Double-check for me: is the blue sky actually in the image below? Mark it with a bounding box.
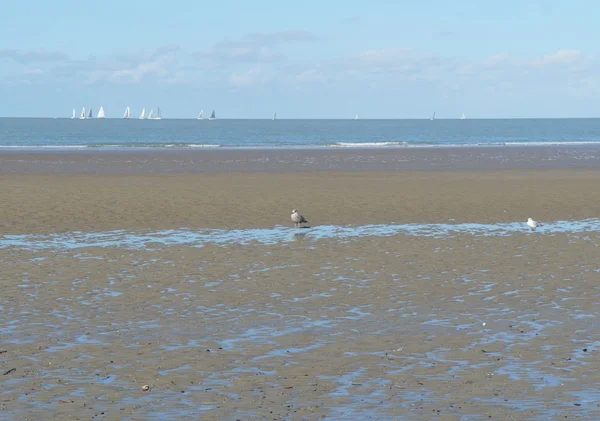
[1,0,598,118]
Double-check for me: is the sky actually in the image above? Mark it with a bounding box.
[1,0,599,118]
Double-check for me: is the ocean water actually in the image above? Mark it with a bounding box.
[1,117,600,150]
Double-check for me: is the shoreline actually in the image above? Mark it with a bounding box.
[2,145,600,173]
[1,142,600,150]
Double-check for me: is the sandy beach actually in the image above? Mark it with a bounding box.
[3,166,600,235]
[2,149,600,420]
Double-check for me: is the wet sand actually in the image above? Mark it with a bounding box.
[3,234,599,420]
[2,150,600,420]
[3,169,600,235]
[2,145,600,173]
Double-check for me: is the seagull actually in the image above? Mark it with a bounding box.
[527,217,539,231]
[291,209,308,228]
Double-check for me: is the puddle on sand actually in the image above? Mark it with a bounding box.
[1,218,600,251]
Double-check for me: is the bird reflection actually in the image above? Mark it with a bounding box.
[291,232,307,241]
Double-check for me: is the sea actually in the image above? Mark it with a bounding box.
[1,117,600,150]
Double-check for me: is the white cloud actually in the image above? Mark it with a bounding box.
[195,45,283,64]
[109,46,179,83]
[328,48,458,82]
[230,64,266,86]
[245,30,318,44]
[486,52,509,66]
[0,49,68,63]
[281,47,600,101]
[527,49,583,67]
[294,67,328,83]
[23,67,44,75]
[49,45,182,85]
[194,30,317,67]
[3,36,599,104]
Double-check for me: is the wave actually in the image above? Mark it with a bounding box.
[164,144,221,148]
[0,143,223,150]
[2,140,600,150]
[0,145,89,149]
[330,141,408,148]
[503,141,600,146]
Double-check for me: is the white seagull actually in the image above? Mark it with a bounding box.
[291,209,308,228]
[527,217,540,231]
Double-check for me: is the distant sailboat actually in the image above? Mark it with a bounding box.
[88,109,93,119]
[97,106,105,119]
[209,109,215,120]
[123,106,130,119]
[430,112,436,121]
[139,108,146,119]
[273,112,276,121]
[71,108,76,119]
[460,112,466,120]
[197,109,204,120]
[148,107,162,120]
[79,107,86,120]
[354,113,359,120]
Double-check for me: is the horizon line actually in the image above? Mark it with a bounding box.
[2,117,600,120]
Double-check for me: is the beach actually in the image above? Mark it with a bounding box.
[2,148,600,420]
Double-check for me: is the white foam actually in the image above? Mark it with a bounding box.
[187,144,221,148]
[331,142,408,148]
[0,145,89,149]
[503,141,600,147]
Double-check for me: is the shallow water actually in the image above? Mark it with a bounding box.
[1,224,600,420]
[1,218,600,251]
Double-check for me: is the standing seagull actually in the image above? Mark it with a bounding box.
[291,209,308,228]
[527,218,540,231]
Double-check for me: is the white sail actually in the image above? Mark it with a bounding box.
[431,112,436,121]
[79,107,86,119]
[123,106,130,119]
[147,107,161,120]
[198,109,203,120]
[97,106,105,119]
[273,112,276,120]
[354,113,358,120]
[71,108,76,119]
[460,112,466,120]
[139,108,146,119]
[209,109,215,120]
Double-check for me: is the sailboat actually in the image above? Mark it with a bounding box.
[273,112,276,121]
[460,112,466,120]
[97,106,105,119]
[79,107,86,120]
[430,112,436,121]
[209,109,215,120]
[71,108,76,119]
[354,113,359,120]
[139,108,146,119]
[148,107,162,120]
[123,106,130,119]
[88,109,93,119]
[197,109,204,120]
